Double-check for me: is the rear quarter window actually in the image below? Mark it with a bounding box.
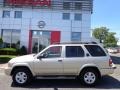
[85,45,106,57]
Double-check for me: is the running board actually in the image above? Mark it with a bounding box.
[36,76,76,79]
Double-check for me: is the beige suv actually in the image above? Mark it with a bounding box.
[5,42,116,86]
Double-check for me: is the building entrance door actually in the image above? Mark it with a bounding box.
[30,30,60,53]
[32,36,50,53]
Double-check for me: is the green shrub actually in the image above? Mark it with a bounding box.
[0,55,16,63]
[0,38,3,43]
[0,48,17,55]
[19,46,27,55]
[0,38,3,48]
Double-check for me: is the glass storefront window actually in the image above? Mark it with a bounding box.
[12,30,21,43]
[32,31,51,39]
[33,31,38,36]
[2,30,11,43]
[42,31,51,39]
[32,31,51,53]
[2,29,21,48]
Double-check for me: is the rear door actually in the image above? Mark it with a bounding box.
[63,45,85,75]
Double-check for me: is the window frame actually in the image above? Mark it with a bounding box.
[62,13,70,20]
[14,11,22,18]
[63,2,71,10]
[2,10,10,18]
[75,2,82,10]
[74,13,82,21]
[71,32,81,41]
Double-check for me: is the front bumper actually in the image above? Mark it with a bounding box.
[4,67,12,76]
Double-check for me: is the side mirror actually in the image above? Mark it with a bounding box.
[37,54,45,59]
[37,53,48,59]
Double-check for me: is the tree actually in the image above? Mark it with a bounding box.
[104,32,118,47]
[93,27,118,47]
[0,38,3,48]
[92,27,109,43]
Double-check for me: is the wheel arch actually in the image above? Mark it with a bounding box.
[79,65,101,78]
[11,64,34,76]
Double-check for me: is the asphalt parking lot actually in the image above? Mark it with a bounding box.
[0,54,120,90]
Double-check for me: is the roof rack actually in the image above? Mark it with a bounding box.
[52,41,97,45]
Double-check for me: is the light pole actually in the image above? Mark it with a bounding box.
[100,32,104,43]
[10,30,12,48]
[71,20,72,32]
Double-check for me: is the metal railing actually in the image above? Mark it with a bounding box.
[0,0,93,13]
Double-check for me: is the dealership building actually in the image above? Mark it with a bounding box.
[0,0,93,53]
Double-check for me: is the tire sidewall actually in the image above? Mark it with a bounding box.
[12,68,32,86]
[80,68,99,86]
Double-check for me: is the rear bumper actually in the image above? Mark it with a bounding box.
[100,64,116,76]
[112,64,117,69]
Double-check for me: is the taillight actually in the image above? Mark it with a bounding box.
[109,59,113,67]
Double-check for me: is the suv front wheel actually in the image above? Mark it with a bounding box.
[12,68,32,86]
[80,68,99,86]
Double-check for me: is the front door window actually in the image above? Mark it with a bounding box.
[41,46,62,58]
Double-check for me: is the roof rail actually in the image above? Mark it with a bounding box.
[52,41,97,45]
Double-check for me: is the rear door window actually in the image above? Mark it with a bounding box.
[66,46,84,57]
[85,45,106,57]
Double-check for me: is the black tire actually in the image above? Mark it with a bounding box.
[12,68,33,86]
[79,68,99,86]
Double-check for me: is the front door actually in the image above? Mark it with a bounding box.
[34,46,63,75]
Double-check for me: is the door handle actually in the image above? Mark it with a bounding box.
[58,60,62,62]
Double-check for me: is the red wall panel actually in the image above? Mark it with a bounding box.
[51,31,61,44]
[6,0,51,6]
[28,30,32,53]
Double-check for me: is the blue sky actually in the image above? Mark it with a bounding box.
[91,0,120,38]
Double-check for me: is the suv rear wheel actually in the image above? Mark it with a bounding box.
[12,68,32,86]
[80,68,99,86]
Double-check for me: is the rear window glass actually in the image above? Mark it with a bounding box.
[85,45,106,57]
